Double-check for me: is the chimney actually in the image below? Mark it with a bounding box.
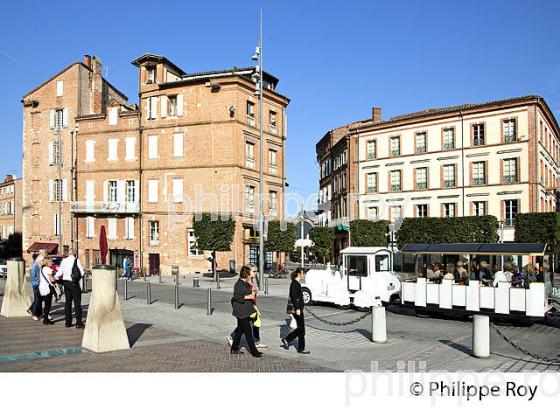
[372,107,382,123]
[83,54,92,68]
[90,56,103,114]
[5,175,13,182]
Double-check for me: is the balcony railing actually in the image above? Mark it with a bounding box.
[391,150,400,157]
[367,186,377,193]
[390,184,401,192]
[504,134,517,143]
[328,217,349,228]
[504,218,515,227]
[472,177,486,185]
[504,174,518,183]
[367,153,376,160]
[71,201,140,214]
[416,146,426,154]
[416,182,427,190]
[443,180,456,188]
[444,142,454,150]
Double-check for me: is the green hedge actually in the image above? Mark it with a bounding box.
[349,219,390,247]
[514,212,560,252]
[396,215,498,248]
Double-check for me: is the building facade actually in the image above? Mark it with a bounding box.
[22,53,289,274]
[0,175,22,241]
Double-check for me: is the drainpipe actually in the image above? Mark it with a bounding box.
[137,69,144,275]
[460,110,465,216]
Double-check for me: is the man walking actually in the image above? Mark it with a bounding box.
[27,250,46,321]
[55,250,85,328]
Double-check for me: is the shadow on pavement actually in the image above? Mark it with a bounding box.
[127,323,153,347]
[439,339,472,355]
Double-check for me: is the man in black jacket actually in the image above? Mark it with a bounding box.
[282,267,310,354]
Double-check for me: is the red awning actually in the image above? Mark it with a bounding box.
[26,242,58,254]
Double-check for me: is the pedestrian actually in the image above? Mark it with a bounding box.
[227,265,268,349]
[27,249,47,321]
[55,250,85,329]
[122,256,132,280]
[39,257,56,325]
[281,267,310,354]
[230,266,263,357]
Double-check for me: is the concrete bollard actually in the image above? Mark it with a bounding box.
[472,314,490,358]
[193,276,200,288]
[146,281,152,304]
[123,279,128,301]
[174,284,179,309]
[0,258,31,317]
[371,304,387,343]
[207,288,213,315]
[81,265,130,353]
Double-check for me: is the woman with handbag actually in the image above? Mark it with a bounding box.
[230,266,263,357]
[282,267,310,354]
[39,257,56,325]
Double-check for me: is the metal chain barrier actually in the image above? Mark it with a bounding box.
[491,323,560,364]
[304,306,371,327]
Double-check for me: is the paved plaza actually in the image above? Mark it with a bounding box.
[0,277,559,372]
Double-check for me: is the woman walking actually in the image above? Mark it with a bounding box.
[230,266,263,358]
[39,257,56,325]
[281,267,310,354]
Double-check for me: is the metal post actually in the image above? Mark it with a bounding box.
[217,270,221,290]
[174,284,179,309]
[124,278,128,301]
[174,273,179,286]
[158,269,162,283]
[146,281,151,305]
[206,288,212,315]
[264,274,269,295]
[300,205,305,269]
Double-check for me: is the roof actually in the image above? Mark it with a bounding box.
[27,242,58,254]
[351,95,558,132]
[340,246,391,255]
[400,243,551,256]
[131,53,186,76]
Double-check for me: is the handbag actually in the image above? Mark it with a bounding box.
[286,297,296,315]
[40,269,56,296]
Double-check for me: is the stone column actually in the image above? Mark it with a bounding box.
[0,258,31,318]
[82,265,130,353]
[472,314,490,358]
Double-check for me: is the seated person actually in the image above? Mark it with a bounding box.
[511,266,524,288]
[428,262,443,283]
[492,262,513,287]
[453,260,469,285]
[478,261,492,286]
[524,263,538,286]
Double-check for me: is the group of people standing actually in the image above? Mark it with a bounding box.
[229,265,309,357]
[27,248,85,328]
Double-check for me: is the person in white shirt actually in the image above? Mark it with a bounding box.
[39,257,56,325]
[493,262,513,287]
[55,252,85,328]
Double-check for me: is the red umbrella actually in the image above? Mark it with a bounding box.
[99,225,108,265]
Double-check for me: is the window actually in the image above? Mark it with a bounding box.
[390,136,400,157]
[147,66,156,84]
[390,205,402,222]
[390,170,401,192]
[147,97,157,119]
[270,191,278,210]
[188,229,203,256]
[443,164,456,187]
[126,180,136,203]
[473,124,485,146]
[269,111,277,132]
[473,201,486,216]
[108,181,118,202]
[108,139,118,161]
[375,255,390,272]
[416,167,428,190]
[125,137,136,161]
[503,158,518,183]
[245,142,255,168]
[366,173,377,193]
[168,95,178,117]
[367,206,378,221]
[107,218,117,239]
[443,203,456,218]
[148,179,158,203]
[49,141,61,165]
[415,132,427,153]
[416,204,428,218]
[347,255,368,277]
[173,133,183,157]
[149,221,159,245]
[86,217,95,238]
[245,185,255,212]
[269,149,277,175]
[504,199,518,226]
[172,178,184,203]
[56,80,63,97]
[50,108,67,129]
[366,140,376,160]
[125,217,134,240]
[443,128,455,150]
[54,213,61,236]
[85,140,95,162]
[246,101,255,126]
[503,119,516,142]
[108,107,118,125]
[51,179,66,202]
[148,135,158,159]
[472,162,486,185]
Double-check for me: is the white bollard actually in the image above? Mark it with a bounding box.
[82,265,130,353]
[472,314,490,358]
[371,303,387,343]
[0,258,31,317]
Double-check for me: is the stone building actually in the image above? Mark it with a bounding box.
[0,175,22,241]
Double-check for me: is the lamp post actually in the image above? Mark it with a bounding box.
[499,220,505,270]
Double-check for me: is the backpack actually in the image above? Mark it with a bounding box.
[71,258,81,285]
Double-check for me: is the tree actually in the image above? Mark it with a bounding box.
[192,213,236,279]
[0,233,22,260]
[265,221,296,263]
[515,212,560,252]
[350,219,390,247]
[308,226,335,264]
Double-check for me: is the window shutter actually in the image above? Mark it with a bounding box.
[161,95,168,118]
[174,133,183,157]
[49,179,54,202]
[62,108,69,128]
[62,179,68,202]
[49,110,55,129]
[48,142,54,165]
[134,180,140,202]
[152,97,158,119]
[146,98,152,119]
[86,180,94,205]
[177,94,183,116]
[103,181,108,202]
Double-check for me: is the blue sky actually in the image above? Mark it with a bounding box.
[1,0,559,214]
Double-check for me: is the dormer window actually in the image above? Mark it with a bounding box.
[147,66,157,84]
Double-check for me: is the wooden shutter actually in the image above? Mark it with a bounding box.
[62,108,69,128]
[48,142,54,165]
[49,110,55,129]
[160,95,168,118]
[103,181,108,202]
[134,180,140,203]
[49,179,54,202]
[62,179,68,202]
[177,93,183,116]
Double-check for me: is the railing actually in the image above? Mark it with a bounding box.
[504,134,517,143]
[391,150,400,157]
[367,186,377,193]
[444,180,456,188]
[472,177,486,185]
[504,218,515,227]
[390,184,401,192]
[328,217,349,228]
[503,174,518,183]
[416,182,427,190]
[444,142,454,150]
[71,201,140,214]
[367,153,376,160]
[416,146,426,154]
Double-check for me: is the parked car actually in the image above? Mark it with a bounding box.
[0,259,7,279]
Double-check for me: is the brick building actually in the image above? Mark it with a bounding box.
[0,175,22,241]
[22,53,289,274]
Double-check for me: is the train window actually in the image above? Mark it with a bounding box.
[375,254,390,271]
[347,255,367,277]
